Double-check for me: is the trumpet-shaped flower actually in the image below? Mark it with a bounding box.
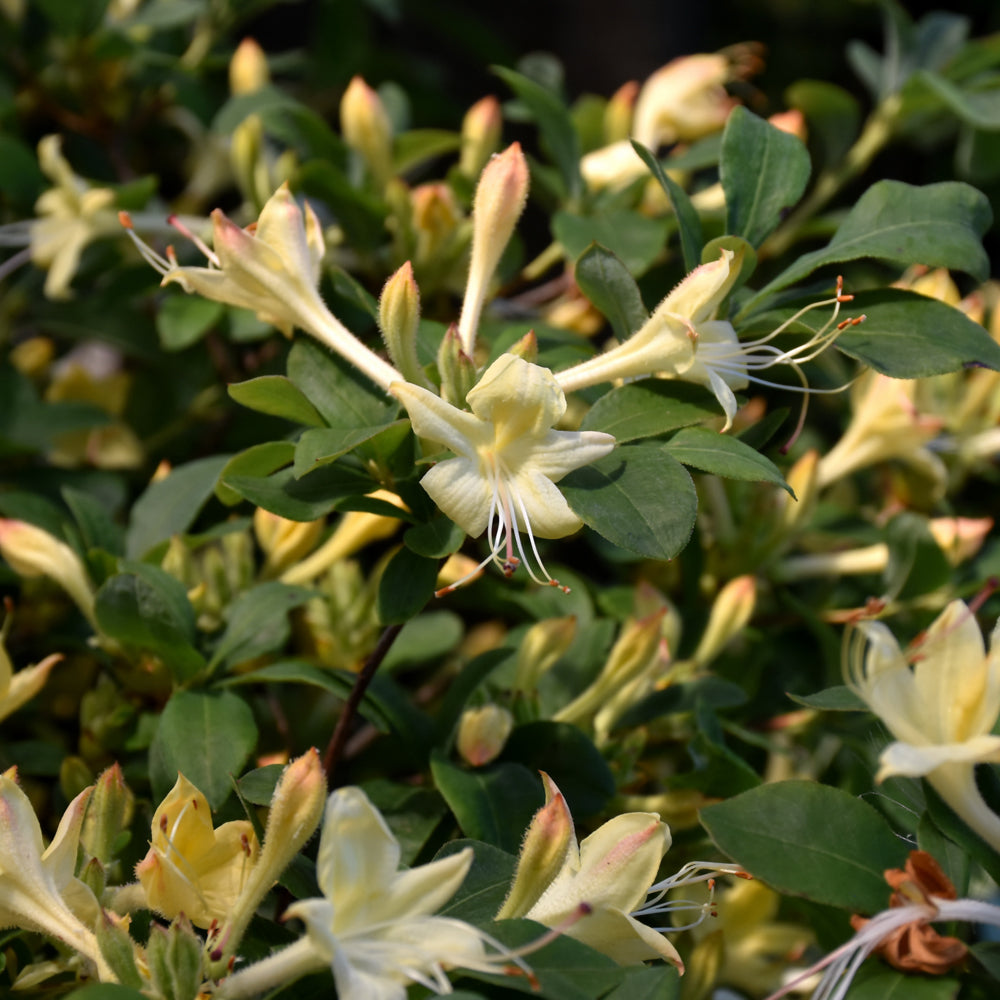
[216,786,516,1000]
[555,249,858,431]
[136,773,260,929]
[122,184,402,392]
[0,774,106,974]
[498,773,683,968]
[391,354,616,591]
[846,600,1000,850]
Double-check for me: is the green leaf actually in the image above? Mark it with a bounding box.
[208,582,316,672]
[785,79,861,171]
[381,611,465,672]
[223,462,375,521]
[573,244,647,341]
[845,965,959,1000]
[786,685,867,711]
[700,780,908,913]
[501,722,615,816]
[228,376,325,427]
[64,986,149,1000]
[393,128,461,173]
[602,966,680,1000]
[155,296,224,351]
[215,442,295,507]
[431,752,542,853]
[286,338,396,428]
[561,443,697,560]
[631,140,703,272]
[126,455,231,559]
[149,690,258,809]
[293,421,407,476]
[745,180,992,313]
[665,426,792,494]
[721,106,812,247]
[62,486,124,556]
[836,288,1000,376]
[95,565,205,682]
[553,210,670,277]
[580,381,721,442]
[404,516,465,559]
[437,839,517,923]
[494,66,582,199]
[376,546,439,624]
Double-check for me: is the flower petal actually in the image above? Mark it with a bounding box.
[877,736,1000,781]
[658,248,739,324]
[506,469,583,539]
[390,383,486,460]
[569,906,684,967]
[419,458,494,537]
[522,429,616,482]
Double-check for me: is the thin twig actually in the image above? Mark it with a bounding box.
[323,623,403,779]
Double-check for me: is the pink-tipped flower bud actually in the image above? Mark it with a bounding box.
[340,76,394,189]
[459,96,503,179]
[229,38,270,96]
[457,704,514,767]
[379,262,431,389]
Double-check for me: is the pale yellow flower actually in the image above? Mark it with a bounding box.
[846,601,1000,850]
[390,354,616,591]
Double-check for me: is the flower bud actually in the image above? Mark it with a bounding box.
[437,324,478,406]
[81,762,134,866]
[497,772,574,919]
[513,615,577,696]
[0,519,96,628]
[457,704,514,766]
[459,96,503,179]
[457,143,530,354]
[692,575,756,668]
[929,516,993,566]
[778,448,819,535]
[253,508,325,577]
[341,76,394,189]
[146,916,204,1000]
[506,329,538,364]
[603,80,639,143]
[10,337,55,377]
[96,909,143,989]
[379,262,432,389]
[229,38,269,96]
[768,108,807,141]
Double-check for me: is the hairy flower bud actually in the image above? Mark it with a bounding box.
[459,96,502,179]
[379,262,432,388]
[340,76,394,190]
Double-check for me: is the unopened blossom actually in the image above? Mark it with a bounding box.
[391,354,616,592]
[846,600,1000,850]
[136,774,260,929]
[556,249,858,431]
[498,773,682,967]
[122,184,402,392]
[216,786,517,1000]
[766,851,991,1000]
[340,76,394,189]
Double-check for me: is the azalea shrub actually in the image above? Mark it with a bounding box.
[3,1,1000,999]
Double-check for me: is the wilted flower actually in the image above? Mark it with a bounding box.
[846,600,1000,850]
[391,354,616,592]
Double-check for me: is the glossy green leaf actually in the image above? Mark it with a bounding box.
[632,140,702,272]
[786,685,867,711]
[404,516,465,559]
[293,421,407,476]
[573,244,646,340]
[222,462,375,521]
[846,966,960,1000]
[287,338,396,429]
[721,106,812,247]
[155,295,223,351]
[228,376,325,427]
[126,454,231,559]
[63,486,124,556]
[580,380,721,442]
[431,753,542,853]
[836,288,1000,376]
[149,690,258,808]
[664,426,792,495]
[494,66,582,199]
[95,565,204,682]
[381,611,464,672]
[553,210,669,277]
[561,442,697,560]
[208,582,316,672]
[437,838,517,923]
[501,722,615,817]
[745,180,992,313]
[215,442,295,506]
[602,966,680,1000]
[376,545,439,624]
[700,780,908,913]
